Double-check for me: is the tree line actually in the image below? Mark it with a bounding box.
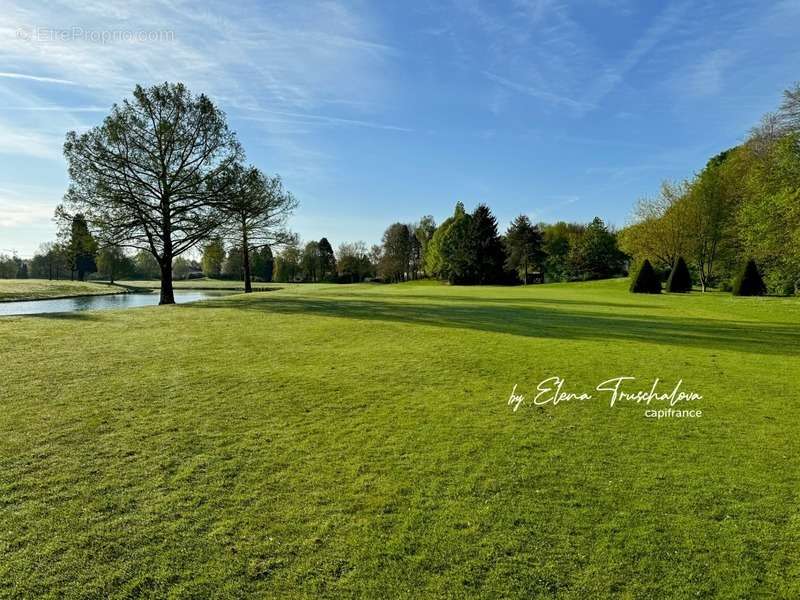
[266,204,627,285]
[619,83,800,295]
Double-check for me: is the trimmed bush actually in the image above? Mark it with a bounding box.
[666,256,692,292]
[732,259,766,296]
[630,259,661,294]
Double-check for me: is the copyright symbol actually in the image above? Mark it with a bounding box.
[16,27,31,41]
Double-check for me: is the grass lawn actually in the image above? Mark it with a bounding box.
[0,279,127,302]
[1,279,799,598]
[116,278,284,291]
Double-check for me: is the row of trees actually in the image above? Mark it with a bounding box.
[267,204,627,286]
[619,83,800,295]
[200,239,275,282]
[371,204,625,285]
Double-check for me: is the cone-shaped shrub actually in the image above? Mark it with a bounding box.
[732,259,766,296]
[630,259,661,294]
[666,256,692,292]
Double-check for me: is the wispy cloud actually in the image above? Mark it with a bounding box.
[0,122,63,159]
[0,72,76,85]
[586,1,690,107]
[0,187,57,227]
[681,49,738,97]
[483,71,592,111]
[243,110,413,133]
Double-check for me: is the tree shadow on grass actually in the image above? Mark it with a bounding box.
[193,294,800,357]
[340,291,667,311]
[23,311,100,321]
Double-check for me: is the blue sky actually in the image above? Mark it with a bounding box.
[0,0,798,257]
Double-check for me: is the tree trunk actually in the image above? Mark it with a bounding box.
[242,229,252,293]
[159,259,175,305]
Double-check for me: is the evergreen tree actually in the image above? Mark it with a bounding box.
[732,259,767,296]
[67,214,98,281]
[251,246,274,282]
[630,259,662,293]
[666,256,692,292]
[504,215,544,284]
[471,204,507,284]
[318,237,336,280]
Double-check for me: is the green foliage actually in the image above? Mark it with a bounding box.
[630,259,661,293]
[469,205,506,284]
[666,256,693,292]
[414,216,436,276]
[424,206,460,278]
[440,208,476,284]
[201,239,226,277]
[622,84,800,295]
[275,239,301,283]
[570,217,625,280]
[735,134,800,294]
[222,246,244,279]
[132,250,160,279]
[96,246,135,283]
[251,246,274,282]
[336,242,373,283]
[67,214,98,281]
[541,221,581,281]
[732,259,767,296]
[0,255,18,279]
[172,257,198,280]
[380,223,412,282]
[301,241,322,282]
[505,215,544,283]
[317,237,336,280]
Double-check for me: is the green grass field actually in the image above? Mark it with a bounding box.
[0,279,127,301]
[1,279,799,598]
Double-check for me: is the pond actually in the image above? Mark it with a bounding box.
[0,290,238,317]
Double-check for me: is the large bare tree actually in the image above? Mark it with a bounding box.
[222,164,298,292]
[62,82,242,304]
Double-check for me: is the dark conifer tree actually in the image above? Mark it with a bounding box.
[630,259,661,293]
[471,204,507,284]
[732,259,766,296]
[318,237,336,280]
[504,215,544,284]
[666,256,692,292]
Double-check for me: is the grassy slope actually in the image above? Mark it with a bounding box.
[1,279,799,598]
[0,279,126,301]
